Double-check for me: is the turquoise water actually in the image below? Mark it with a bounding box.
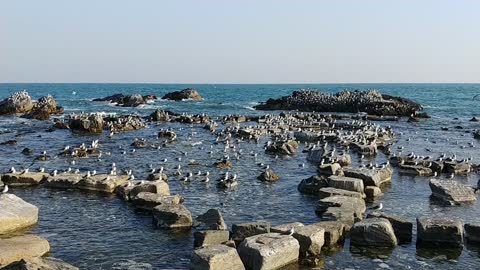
[1,84,480,269]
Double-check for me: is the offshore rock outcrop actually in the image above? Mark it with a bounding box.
[93,93,157,107]
[0,91,63,120]
[162,88,202,101]
[255,89,424,116]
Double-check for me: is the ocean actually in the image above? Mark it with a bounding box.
[1,83,480,269]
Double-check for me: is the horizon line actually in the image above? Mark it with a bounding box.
[1,82,480,85]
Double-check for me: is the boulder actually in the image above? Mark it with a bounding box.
[0,194,39,234]
[318,163,342,176]
[152,204,192,228]
[0,235,50,267]
[297,176,328,195]
[399,165,433,176]
[132,192,183,210]
[327,175,365,194]
[150,110,178,122]
[162,88,202,101]
[237,233,300,270]
[2,257,79,270]
[306,148,324,163]
[292,225,325,256]
[196,209,228,230]
[465,222,480,242]
[105,115,147,132]
[343,167,393,187]
[417,217,464,246]
[265,140,298,155]
[316,195,366,226]
[350,218,397,247]
[191,245,245,270]
[257,169,280,182]
[429,179,476,205]
[318,187,364,199]
[193,230,230,248]
[367,212,412,243]
[444,162,472,174]
[128,180,170,199]
[0,90,33,115]
[146,172,168,182]
[69,113,104,133]
[76,174,129,193]
[214,159,232,169]
[23,95,63,120]
[271,222,304,234]
[93,93,156,107]
[1,172,49,186]
[310,221,347,246]
[232,222,271,243]
[364,186,383,199]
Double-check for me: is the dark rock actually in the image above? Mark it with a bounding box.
[152,204,193,228]
[0,140,17,146]
[231,222,271,243]
[367,212,412,243]
[297,175,329,195]
[193,230,230,248]
[69,114,104,133]
[417,217,464,246]
[465,222,480,242]
[93,93,157,107]
[429,179,476,205]
[350,218,397,247]
[162,88,202,101]
[196,209,228,230]
[257,169,280,182]
[21,148,33,155]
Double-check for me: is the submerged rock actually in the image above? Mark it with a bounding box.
[417,217,464,246]
[2,257,79,270]
[429,179,476,205]
[0,194,39,234]
[257,169,280,182]
[0,235,50,267]
[162,88,202,101]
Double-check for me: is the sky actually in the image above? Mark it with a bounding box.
[0,0,479,83]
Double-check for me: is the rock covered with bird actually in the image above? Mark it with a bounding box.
[0,91,63,119]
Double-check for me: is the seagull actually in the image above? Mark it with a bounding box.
[369,203,383,210]
[473,179,480,193]
[52,170,58,177]
[10,167,16,173]
[1,185,8,193]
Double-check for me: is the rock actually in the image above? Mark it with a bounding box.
[76,174,129,193]
[105,115,147,132]
[316,195,366,226]
[196,209,228,230]
[318,187,364,199]
[327,175,365,194]
[1,172,50,186]
[350,218,397,247]
[117,180,170,201]
[131,139,147,148]
[214,159,232,169]
[367,212,412,243]
[417,217,464,246]
[254,89,423,116]
[131,192,183,210]
[194,230,230,248]
[310,221,347,246]
[399,164,433,176]
[350,142,377,156]
[271,222,304,234]
[150,110,179,122]
[23,95,63,120]
[146,172,168,182]
[265,140,298,155]
[297,176,328,195]
[364,186,383,199]
[69,113,104,133]
[191,244,245,270]
[257,169,280,182]
[292,225,325,256]
[343,167,393,187]
[0,140,17,145]
[429,179,476,205]
[93,93,157,107]
[465,222,480,242]
[444,161,472,174]
[0,235,50,267]
[470,117,479,122]
[152,203,193,228]
[318,163,342,176]
[21,148,33,155]
[0,194,39,234]
[238,233,300,270]
[0,90,33,115]
[162,88,203,101]
[2,257,79,270]
[232,222,271,243]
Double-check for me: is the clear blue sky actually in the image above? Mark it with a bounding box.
[0,0,478,83]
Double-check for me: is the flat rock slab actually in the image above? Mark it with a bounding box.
[271,222,304,234]
[132,192,183,210]
[429,179,476,205]
[310,221,347,246]
[367,212,412,243]
[327,175,365,194]
[318,187,364,199]
[117,180,170,201]
[46,174,129,193]
[343,167,393,187]
[0,235,50,267]
[316,195,366,225]
[350,218,397,247]
[399,165,433,176]
[292,225,325,256]
[0,194,39,234]
[194,230,230,248]
[1,172,50,186]
[2,257,79,270]
[191,244,245,270]
[238,233,300,270]
[152,204,192,228]
[417,217,464,246]
[232,222,271,243]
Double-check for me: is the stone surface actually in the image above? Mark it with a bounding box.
[152,203,193,228]
[265,140,298,155]
[69,113,104,133]
[429,179,476,205]
[271,222,304,234]
[465,222,480,242]
[257,169,280,182]
[237,233,300,270]
[399,164,433,176]
[1,172,50,186]
[318,163,342,176]
[316,195,366,226]
[292,225,325,256]
[0,90,33,115]
[367,212,412,243]
[297,176,328,195]
[318,187,364,199]
[327,175,365,194]
[193,230,230,248]
[417,217,464,246]
[196,209,228,230]
[132,192,183,210]
[2,257,79,270]
[343,167,393,187]
[162,88,202,101]
[76,174,129,193]
[191,244,245,270]
[232,222,271,243]
[364,186,383,199]
[0,194,39,234]
[0,235,50,267]
[350,218,397,247]
[310,221,347,246]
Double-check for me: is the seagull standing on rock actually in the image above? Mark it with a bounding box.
[1,185,8,193]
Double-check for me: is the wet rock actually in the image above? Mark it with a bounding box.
[271,222,304,234]
[257,169,280,182]
[146,172,168,182]
[162,88,203,101]
[429,179,476,205]
[2,257,79,270]
[465,222,480,242]
[350,142,377,156]
[23,95,63,120]
[76,174,129,193]
[69,113,104,133]
[318,187,364,199]
[350,218,397,247]
[116,180,170,201]
[194,230,230,248]
[152,203,193,228]
[265,140,298,155]
[232,222,271,243]
[367,212,412,243]
[443,161,472,174]
[150,110,178,122]
[0,90,33,115]
[0,140,17,145]
[237,233,299,270]
[93,93,157,107]
[105,115,147,132]
[214,159,232,169]
[470,117,479,122]
[297,175,328,195]
[343,167,393,187]
[191,244,245,270]
[292,225,325,257]
[131,139,147,148]
[254,89,423,116]
[310,221,347,246]
[399,164,433,176]
[196,209,228,230]
[417,217,464,246]
[131,192,183,210]
[316,195,366,226]
[0,235,50,267]
[1,172,49,186]
[21,148,33,155]
[365,186,383,199]
[327,175,365,194]
[318,163,342,176]
[0,194,39,234]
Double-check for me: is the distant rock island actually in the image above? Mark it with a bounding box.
[254,89,424,117]
[162,88,202,101]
